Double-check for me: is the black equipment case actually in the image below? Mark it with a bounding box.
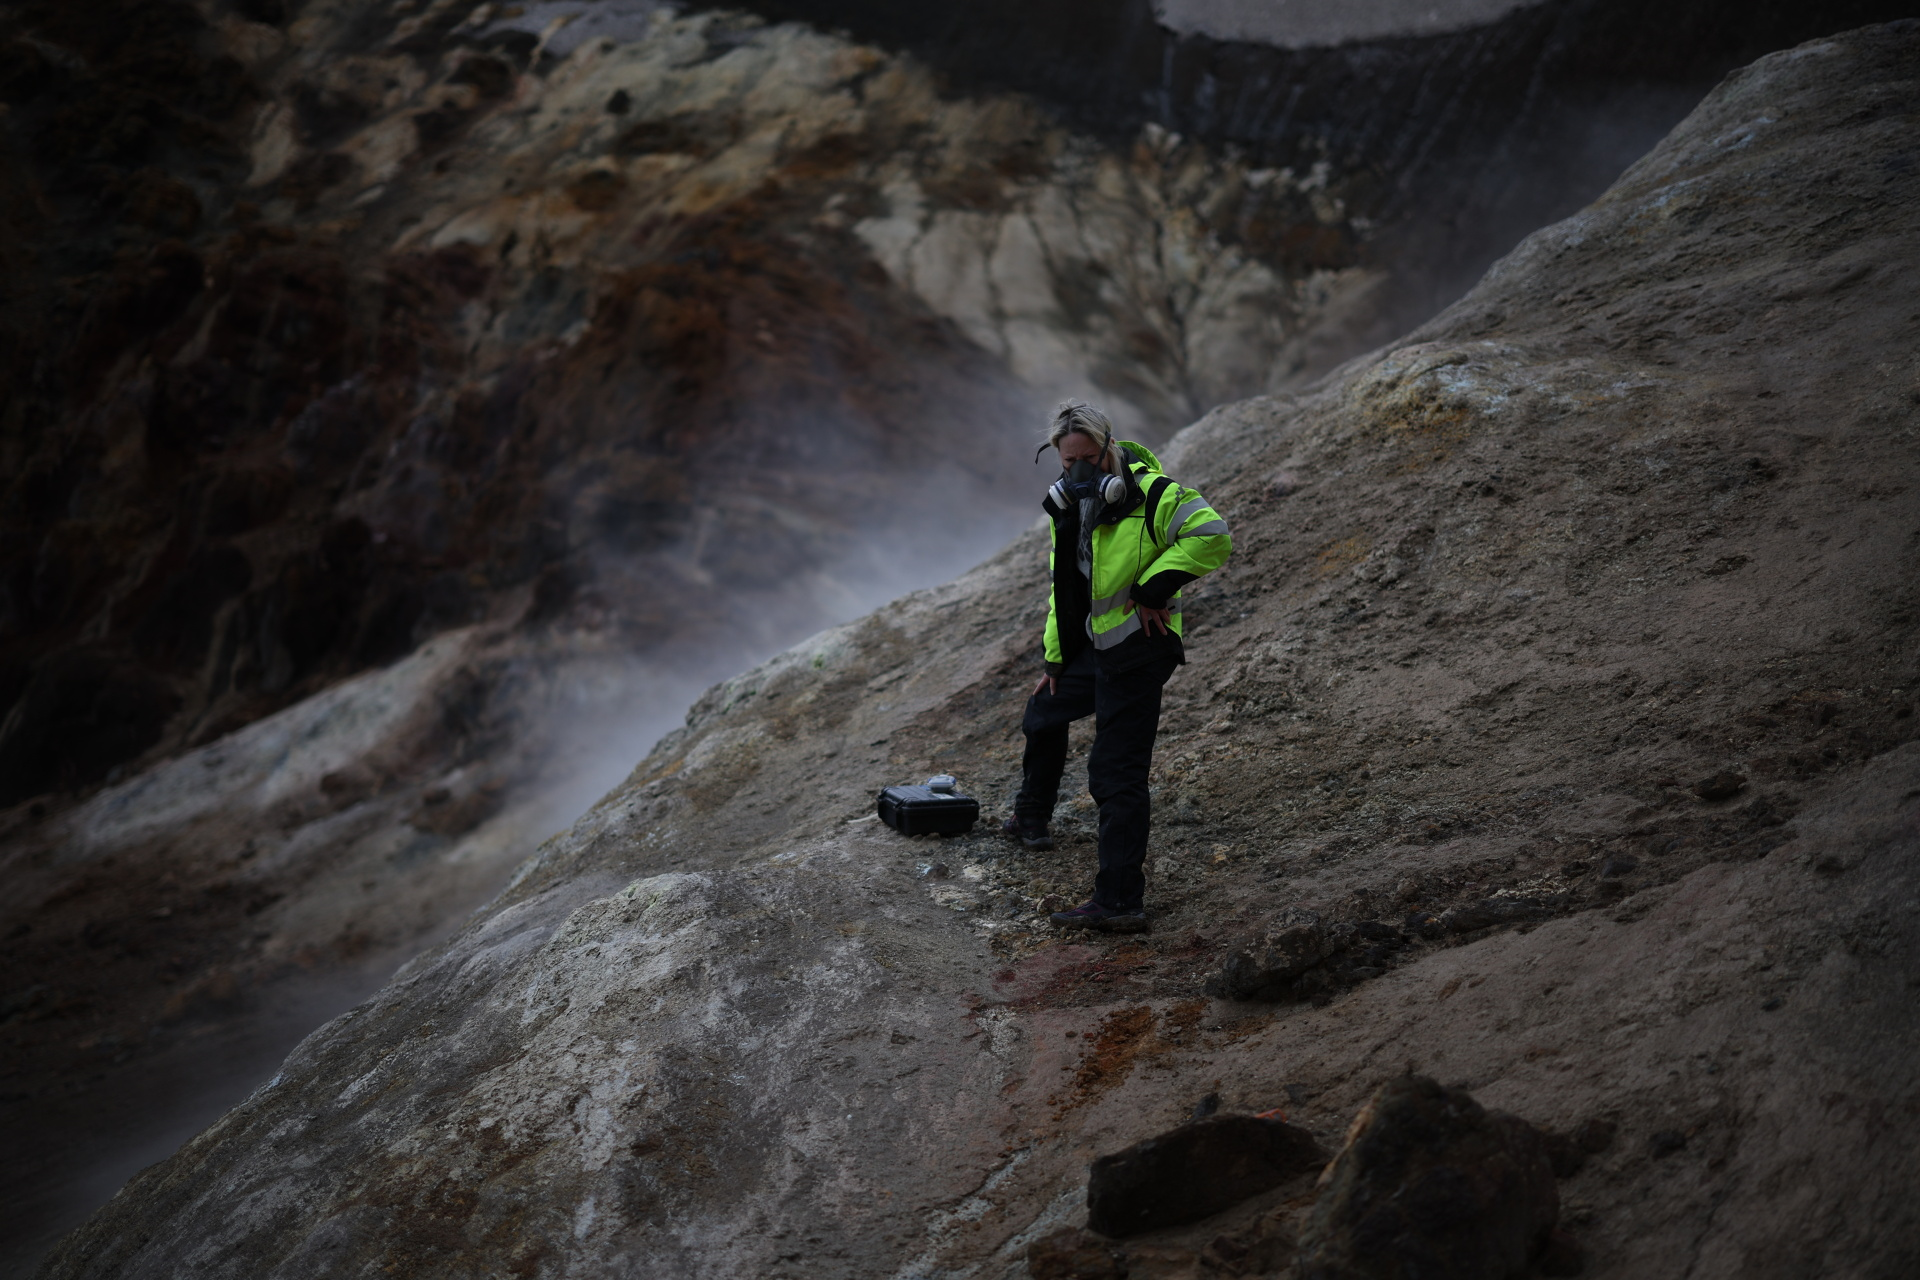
[877,784,979,836]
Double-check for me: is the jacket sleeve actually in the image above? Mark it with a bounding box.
[1134,483,1231,603]
[1043,539,1065,672]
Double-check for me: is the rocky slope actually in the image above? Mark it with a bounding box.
[10,2,1833,1260]
[38,21,1920,1279]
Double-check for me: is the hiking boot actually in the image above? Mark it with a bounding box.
[1002,814,1054,850]
[1049,900,1110,929]
[1048,901,1150,932]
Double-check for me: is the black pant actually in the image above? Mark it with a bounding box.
[1014,647,1178,911]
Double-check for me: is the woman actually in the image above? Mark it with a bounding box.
[1007,402,1232,931]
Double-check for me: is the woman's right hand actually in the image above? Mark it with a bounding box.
[1033,672,1057,697]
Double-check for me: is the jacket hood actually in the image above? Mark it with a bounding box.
[1118,440,1164,474]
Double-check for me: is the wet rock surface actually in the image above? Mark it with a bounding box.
[16,16,1920,1280]
[1296,1075,1559,1280]
[1086,1112,1326,1237]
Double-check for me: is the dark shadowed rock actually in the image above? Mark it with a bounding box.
[1693,772,1748,801]
[1087,1114,1327,1238]
[1027,1227,1127,1279]
[1541,1130,1587,1178]
[1206,908,1335,1000]
[1649,1129,1688,1158]
[1538,1227,1585,1276]
[1296,1076,1558,1280]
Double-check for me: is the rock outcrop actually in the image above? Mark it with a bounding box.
[1295,1075,1559,1280]
[32,20,1920,1279]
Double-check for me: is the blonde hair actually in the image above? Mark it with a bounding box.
[1046,400,1122,470]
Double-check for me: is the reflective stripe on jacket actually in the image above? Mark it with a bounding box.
[1042,440,1231,669]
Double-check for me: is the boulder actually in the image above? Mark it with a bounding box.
[1087,1113,1327,1237]
[1296,1076,1558,1280]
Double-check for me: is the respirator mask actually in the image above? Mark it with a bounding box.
[1049,458,1129,510]
[1048,454,1131,582]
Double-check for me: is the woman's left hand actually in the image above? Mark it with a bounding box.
[1123,600,1173,636]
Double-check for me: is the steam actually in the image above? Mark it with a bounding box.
[519,425,1047,834]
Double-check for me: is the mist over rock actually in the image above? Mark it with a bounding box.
[33,20,1920,1279]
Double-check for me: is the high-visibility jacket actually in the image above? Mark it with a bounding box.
[1041,440,1231,673]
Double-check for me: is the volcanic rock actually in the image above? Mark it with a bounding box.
[1,0,1440,815]
[1295,1076,1559,1280]
[1205,908,1337,1000]
[1086,1113,1327,1237]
